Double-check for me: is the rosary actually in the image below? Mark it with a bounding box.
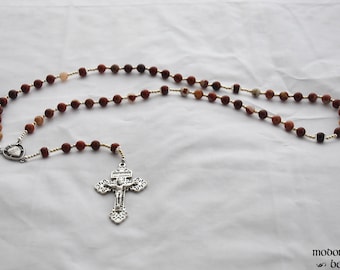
[1,64,339,224]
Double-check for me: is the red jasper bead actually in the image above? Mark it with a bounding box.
[173,73,183,83]
[334,127,340,138]
[207,92,217,102]
[8,90,18,100]
[57,103,67,112]
[0,97,7,107]
[76,141,86,151]
[284,121,294,132]
[113,95,123,104]
[296,127,306,137]
[279,91,289,101]
[128,94,137,102]
[78,67,87,77]
[110,143,120,153]
[21,84,30,94]
[245,106,255,115]
[40,147,49,158]
[321,94,331,104]
[91,140,101,151]
[212,81,221,91]
[34,79,43,89]
[110,64,120,73]
[71,100,81,109]
[221,95,230,105]
[149,66,158,76]
[97,64,106,73]
[161,70,170,79]
[233,84,240,94]
[124,64,133,73]
[233,100,243,110]
[25,123,35,134]
[61,143,72,153]
[265,89,274,99]
[44,109,55,118]
[258,110,268,119]
[200,80,209,89]
[194,90,203,99]
[99,97,109,107]
[46,75,56,84]
[85,99,95,108]
[308,93,318,103]
[272,115,281,125]
[332,99,340,109]
[187,76,196,86]
[141,90,150,99]
[293,92,303,102]
[160,85,169,95]
[137,64,146,73]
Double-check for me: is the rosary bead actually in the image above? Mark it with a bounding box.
[173,73,183,83]
[212,81,221,91]
[252,88,261,97]
[200,80,209,89]
[40,147,49,158]
[279,91,289,101]
[0,106,3,115]
[99,97,109,106]
[97,64,107,74]
[233,84,240,94]
[221,95,230,105]
[245,106,255,114]
[194,89,203,99]
[316,132,325,143]
[233,100,243,110]
[110,64,120,73]
[0,124,2,131]
[21,84,30,94]
[293,92,303,102]
[78,67,87,77]
[59,72,69,82]
[332,99,340,109]
[308,93,318,103]
[34,116,44,126]
[258,109,268,119]
[123,64,133,73]
[110,143,120,154]
[149,66,158,76]
[160,85,169,95]
[136,64,146,73]
[8,90,18,100]
[71,100,81,109]
[334,127,340,138]
[180,88,189,97]
[0,97,8,106]
[296,127,306,137]
[141,89,150,99]
[44,109,55,118]
[61,143,71,153]
[271,115,281,126]
[25,123,35,134]
[113,95,123,104]
[321,94,332,104]
[186,76,196,86]
[284,121,294,131]
[0,131,2,141]
[34,80,43,89]
[91,140,101,151]
[265,89,274,99]
[76,141,86,151]
[85,99,95,108]
[127,94,137,102]
[57,103,67,112]
[46,75,56,84]
[207,92,217,102]
[161,70,170,79]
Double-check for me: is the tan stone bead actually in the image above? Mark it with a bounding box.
[34,116,44,126]
[59,72,69,82]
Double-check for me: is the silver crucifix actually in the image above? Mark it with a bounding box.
[94,162,147,224]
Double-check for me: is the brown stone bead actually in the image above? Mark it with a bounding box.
[258,110,268,119]
[0,132,2,140]
[334,127,340,138]
[173,73,183,83]
[44,109,55,118]
[110,143,120,153]
[207,92,217,102]
[137,64,146,73]
[91,140,101,151]
[265,89,274,99]
[212,81,221,91]
[71,100,81,109]
[245,106,255,115]
[8,90,18,100]
[21,84,30,94]
[0,124,2,131]
[161,70,170,79]
[293,92,303,102]
[308,93,318,103]
[149,66,158,76]
[25,123,35,134]
[279,91,289,101]
[78,67,87,77]
[46,75,56,84]
[271,115,281,125]
[233,100,243,110]
[160,85,169,95]
[233,84,240,94]
[332,99,340,109]
[0,97,8,106]
[128,94,137,102]
[40,147,49,158]
[284,121,294,131]
[57,103,67,112]
[221,95,230,105]
[186,76,196,86]
[34,79,43,89]
[123,64,133,73]
[34,116,44,126]
[99,97,109,107]
[296,127,306,137]
[141,89,150,99]
[110,64,120,73]
[113,95,123,104]
[321,94,331,104]
[76,141,86,151]
[194,90,203,99]
[85,99,95,109]
[61,143,72,153]
[199,80,209,89]
[97,64,106,73]
[0,106,2,114]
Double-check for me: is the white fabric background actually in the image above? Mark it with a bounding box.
[0,1,339,269]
